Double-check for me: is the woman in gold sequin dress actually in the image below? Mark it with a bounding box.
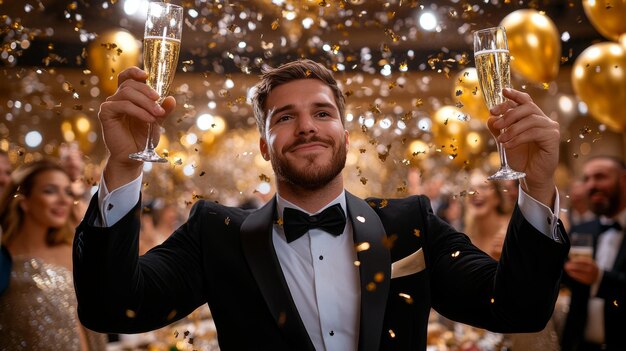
[0,160,107,351]
[464,170,559,351]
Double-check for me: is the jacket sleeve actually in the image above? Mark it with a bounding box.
[422,197,570,332]
[73,193,206,333]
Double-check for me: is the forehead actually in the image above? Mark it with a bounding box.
[583,159,618,175]
[32,170,70,185]
[266,79,336,108]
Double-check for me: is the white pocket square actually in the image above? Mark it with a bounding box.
[391,248,425,279]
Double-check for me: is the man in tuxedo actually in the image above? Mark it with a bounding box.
[562,156,626,351]
[73,59,569,351]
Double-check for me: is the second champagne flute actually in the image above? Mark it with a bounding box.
[473,26,525,180]
[129,2,182,163]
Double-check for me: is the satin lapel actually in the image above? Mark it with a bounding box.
[240,197,315,351]
[612,226,626,270]
[346,192,391,351]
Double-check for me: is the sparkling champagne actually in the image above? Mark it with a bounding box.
[143,36,181,100]
[474,49,511,109]
[569,246,593,259]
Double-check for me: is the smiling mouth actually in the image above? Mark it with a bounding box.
[290,142,327,153]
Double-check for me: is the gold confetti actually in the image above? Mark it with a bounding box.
[399,292,413,304]
[225,217,231,225]
[366,282,376,291]
[125,309,136,318]
[413,229,420,237]
[374,272,385,283]
[167,310,177,320]
[388,329,396,338]
[355,242,370,252]
[451,250,460,258]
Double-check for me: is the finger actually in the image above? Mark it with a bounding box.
[161,96,176,114]
[117,67,148,87]
[489,88,533,116]
[498,121,559,149]
[109,79,160,102]
[107,83,165,118]
[99,100,159,124]
[154,96,177,126]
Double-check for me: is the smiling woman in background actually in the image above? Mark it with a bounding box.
[0,160,106,351]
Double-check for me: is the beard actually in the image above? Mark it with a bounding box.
[270,135,347,190]
[588,181,621,216]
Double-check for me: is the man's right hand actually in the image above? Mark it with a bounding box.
[564,256,600,286]
[98,67,176,191]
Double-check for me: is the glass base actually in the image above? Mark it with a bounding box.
[487,165,525,181]
[129,150,168,163]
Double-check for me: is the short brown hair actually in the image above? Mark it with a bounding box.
[252,59,345,136]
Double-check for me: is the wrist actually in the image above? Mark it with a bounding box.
[103,158,143,192]
[521,178,556,208]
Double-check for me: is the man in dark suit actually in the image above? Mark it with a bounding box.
[73,60,569,350]
[562,156,626,351]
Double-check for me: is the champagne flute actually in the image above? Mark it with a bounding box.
[129,2,183,163]
[473,26,525,180]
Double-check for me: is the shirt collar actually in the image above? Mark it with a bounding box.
[600,207,626,230]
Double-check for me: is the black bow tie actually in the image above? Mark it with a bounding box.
[282,204,346,243]
[600,221,622,233]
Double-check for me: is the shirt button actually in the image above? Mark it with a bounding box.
[319,255,324,260]
[329,331,334,336]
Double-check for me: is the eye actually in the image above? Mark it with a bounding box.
[316,111,331,118]
[274,114,292,124]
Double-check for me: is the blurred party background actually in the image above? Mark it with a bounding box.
[2,1,626,350]
[1,0,624,205]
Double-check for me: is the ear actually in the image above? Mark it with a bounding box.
[17,195,29,213]
[259,138,270,161]
[344,129,350,149]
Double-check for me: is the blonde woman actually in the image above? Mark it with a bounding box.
[0,160,106,351]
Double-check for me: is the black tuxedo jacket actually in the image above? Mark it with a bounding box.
[562,219,626,351]
[74,192,569,351]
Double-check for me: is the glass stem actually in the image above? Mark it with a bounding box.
[145,122,157,152]
[496,126,512,169]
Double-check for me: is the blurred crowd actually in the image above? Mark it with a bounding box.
[0,148,624,351]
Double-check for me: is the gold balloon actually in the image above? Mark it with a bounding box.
[431,106,469,164]
[499,9,561,83]
[87,29,141,96]
[572,42,626,131]
[452,68,491,122]
[583,0,626,41]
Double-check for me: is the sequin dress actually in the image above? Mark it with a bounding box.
[0,256,107,351]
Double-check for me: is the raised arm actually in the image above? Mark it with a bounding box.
[98,67,176,190]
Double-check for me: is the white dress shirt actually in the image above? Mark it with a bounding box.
[585,209,626,344]
[96,173,562,350]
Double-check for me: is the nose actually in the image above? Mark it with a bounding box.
[58,191,73,206]
[295,114,318,136]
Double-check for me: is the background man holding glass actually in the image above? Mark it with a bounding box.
[73,59,569,350]
[562,155,626,351]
